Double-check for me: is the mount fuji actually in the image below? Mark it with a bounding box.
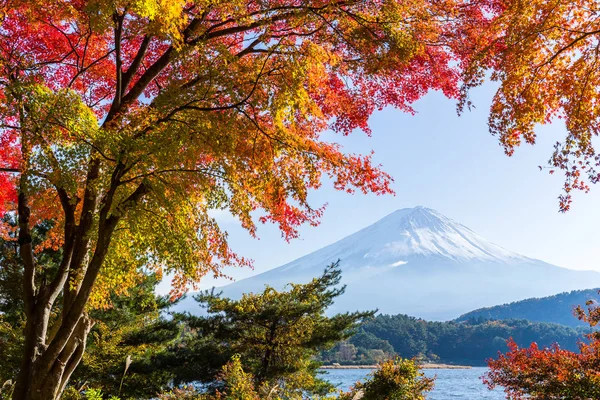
[178,207,600,320]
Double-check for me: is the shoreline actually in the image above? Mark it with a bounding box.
[320,363,472,370]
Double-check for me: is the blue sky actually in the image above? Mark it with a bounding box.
[159,82,600,293]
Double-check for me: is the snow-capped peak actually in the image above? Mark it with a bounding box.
[280,207,528,273]
[355,206,526,263]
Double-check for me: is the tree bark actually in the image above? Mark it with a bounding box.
[11,182,148,400]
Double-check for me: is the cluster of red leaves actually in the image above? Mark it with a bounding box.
[485,297,600,399]
[0,129,18,217]
[485,340,600,400]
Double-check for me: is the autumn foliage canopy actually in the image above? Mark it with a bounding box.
[0,1,498,398]
[461,0,600,210]
[0,0,488,303]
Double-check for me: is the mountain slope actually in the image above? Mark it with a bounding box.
[178,207,600,320]
[456,288,600,327]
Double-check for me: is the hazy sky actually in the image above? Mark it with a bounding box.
[159,82,600,293]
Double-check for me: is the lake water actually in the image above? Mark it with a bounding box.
[321,367,506,399]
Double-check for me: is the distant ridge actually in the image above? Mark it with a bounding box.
[456,288,600,327]
[176,207,600,320]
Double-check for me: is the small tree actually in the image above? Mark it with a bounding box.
[164,261,373,398]
[337,342,358,363]
[484,339,600,400]
[156,356,260,400]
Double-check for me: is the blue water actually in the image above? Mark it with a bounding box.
[320,367,506,399]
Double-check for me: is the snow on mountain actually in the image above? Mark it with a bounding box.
[175,207,600,320]
[277,206,527,271]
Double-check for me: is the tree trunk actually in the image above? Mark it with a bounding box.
[12,310,93,400]
[13,307,49,400]
[258,321,279,385]
[10,139,146,398]
[10,186,145,399]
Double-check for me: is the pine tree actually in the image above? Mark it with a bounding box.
[162,261,374,398]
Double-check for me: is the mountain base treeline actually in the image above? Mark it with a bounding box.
[320,314,590,366]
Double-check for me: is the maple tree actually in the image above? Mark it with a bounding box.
[461,0,600,211]
[0,0,488,399]
[484,297,600,399]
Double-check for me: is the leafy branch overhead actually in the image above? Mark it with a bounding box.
[0,0,472,311]
[0,1,485,398]
[461,0,600,210]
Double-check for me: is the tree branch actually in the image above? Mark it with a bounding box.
[63,158,100,313]
[121,35,151,92]
[107,12,125,119]
[106,3,350,125]
[17,191,36,316]
[39,179,149,377]
[0,167,19,173]
[44,189,76,306]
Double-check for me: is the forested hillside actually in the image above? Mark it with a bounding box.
[321,314,589,366]
[456,289,600,327]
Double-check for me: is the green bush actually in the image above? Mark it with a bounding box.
[340,358,434,400]
[157,356,259,400]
